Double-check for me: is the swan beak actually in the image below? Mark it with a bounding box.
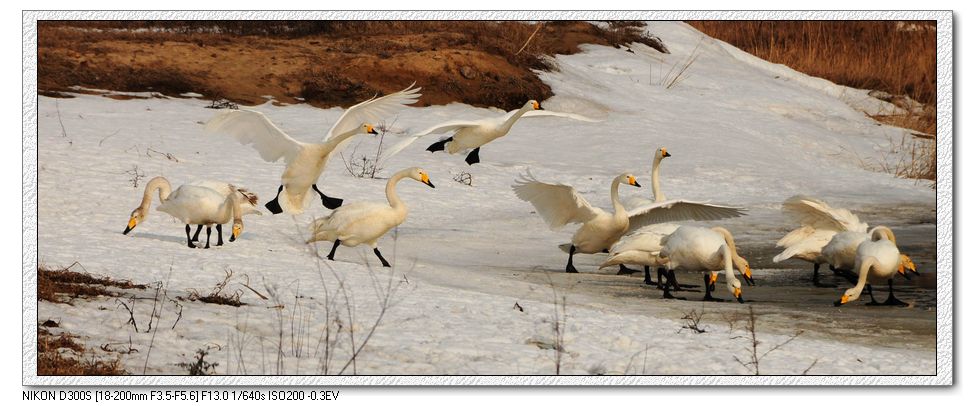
[834,295,849,307]
[421,173,435,188]
[123,217,137,235]
[734,287,744,303]
[366,125,378,135]
[231,224,242,242]
[663,151,672,158]
[743,266,755,286]
[628,176,641,187]
[532,101,541,110]
[902,255,919,275]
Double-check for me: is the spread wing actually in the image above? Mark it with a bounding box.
[627,200,746,230]
[513,109,603,122]
[377,119,482,163]
[323,83,421,147]
[204,109,304,164]
[512,171,601,230]
[781,195,867,233]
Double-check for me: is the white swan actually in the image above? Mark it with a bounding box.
[657,225,751,303]
[599,223,680,285]
[513,172,641,273]
[834,227,916,307]
[772,195,868,286]
[380,100,600,165]
[205,84,420,214]
[123,176,259,248]
[821,225,917,282]
[622,147,747,228]
[307,167,435,267]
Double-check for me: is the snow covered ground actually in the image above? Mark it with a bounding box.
[33,22,936,376]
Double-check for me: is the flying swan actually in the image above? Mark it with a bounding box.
[123,176,259,248]
[657,225,752,303]
[834,226,917,307]
[379,100,600,165]
[205,83,421,214]
[772,195,868,287]
[307,167,435,267]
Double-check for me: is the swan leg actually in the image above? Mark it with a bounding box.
[190,225,203,243]
[312,184,344,210]
[326,239,341,261]
[881,279,909,307]
[643,266,657,286]
[373,248,392,268]
[426,137,452,153]
[565,245,579,273]
[265,185,285,214]
[464,148,481,165]
[215,224,224,246]
[660,273,684,300]
[702,274,724,302]
[812,263,837,288]
[185,225,196,248]
[656,268,667,289]
[668,270,683,291]
[202,226,212,249]
[617,264,639,275]
[864,284,882,306]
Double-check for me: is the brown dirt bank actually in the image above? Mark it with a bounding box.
[38,21,666,110]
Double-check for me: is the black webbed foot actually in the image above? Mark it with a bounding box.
[465,148,481,165]
[265,185,285,214]
[617,265,639,275]
[427,137,451,153]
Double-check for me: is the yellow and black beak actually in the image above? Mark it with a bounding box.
[662,148,671,158]
[532,101,541,110]
[366,125,379,135]
[628,176,641,187]
[123,217,137,235]
[902,255,919,276]
[230,224,242,242]
[421,173,435,188]
[834,294,850,307]
[734,287,744,303]
[742,266,755,286]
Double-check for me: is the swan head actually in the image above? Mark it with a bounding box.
[230,219,243,242]
[123,208,146,235]
[734,256,755,286]
[834,286,859,307]
[727,277,745,304]
[899,254,918,277]
[656,147,671,159]
[621,173,641,188]
[527,100,541,110]
[361,124,379,135]
[408,167,435,188]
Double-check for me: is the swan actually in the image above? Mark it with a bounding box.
[657,225,751,303]
[613,146,745,276]
[821,225,918,282]
[772,195,868,287]
[621,147,747,228]
[205,83,420,214]
[379,100,600,165]
[601,222,754,294]
[307,167,435,267]
[834,227,917,307]
[123,177,258,248]
[513,172,641,273]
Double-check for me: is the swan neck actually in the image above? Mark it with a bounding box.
[651,155,665,202]
[722,244,736,281]
[500,105,533,133]
[848,257,875,301]
[141,177,172,211]
[869,226,896,245]
[386,170,410,210]
[610,176,625,215]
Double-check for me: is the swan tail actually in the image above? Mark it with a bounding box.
[558,243,573,253]
[307,215,337,243]
[600,251,656,269]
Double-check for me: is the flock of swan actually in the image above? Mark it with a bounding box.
[120,83,920,307]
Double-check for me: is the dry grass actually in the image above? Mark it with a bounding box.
[37,328,127,375]
[689,21,937,181]
[38,21,665,110]
[38,263,147,304]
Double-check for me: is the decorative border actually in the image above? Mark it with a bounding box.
[22,10,953,386]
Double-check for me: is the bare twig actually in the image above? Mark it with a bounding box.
[515,23,544,56]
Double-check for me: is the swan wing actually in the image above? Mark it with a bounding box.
[323,83,421,146]
[512,172,601,230]
[781,195,867,233]
[205,109,304,164]
[627,200,747,230]
[516,110,603,122]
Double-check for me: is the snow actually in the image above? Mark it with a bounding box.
[34,22,935,376]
